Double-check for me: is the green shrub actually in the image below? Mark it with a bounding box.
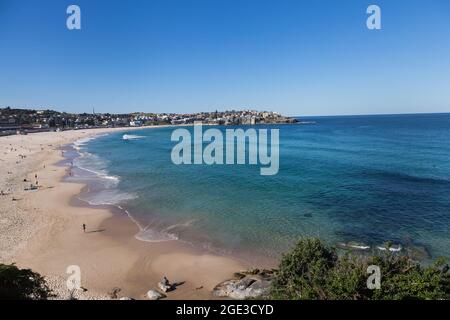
[0,263,53,300]
[269,238,450,300]
[270,238,337,299]
[369,255,450,300]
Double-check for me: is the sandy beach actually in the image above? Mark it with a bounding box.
[0,128,248,300]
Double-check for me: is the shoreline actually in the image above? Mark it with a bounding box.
[0,127,253,299]
[66,131,278,266]
[67,127,279,267]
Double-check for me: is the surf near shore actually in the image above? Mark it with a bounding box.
[0,127,249,300]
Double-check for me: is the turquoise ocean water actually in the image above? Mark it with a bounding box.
[69,114,450,262]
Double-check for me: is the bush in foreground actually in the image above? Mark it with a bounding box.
[0,263,53,300]
[270,238,450,300]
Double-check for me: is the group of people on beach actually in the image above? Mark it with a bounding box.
[0,145,41,199]
[22,173,39,191]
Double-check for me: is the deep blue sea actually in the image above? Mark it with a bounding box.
[70,114,450,262]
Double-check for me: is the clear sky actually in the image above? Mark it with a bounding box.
[0,0,450,116]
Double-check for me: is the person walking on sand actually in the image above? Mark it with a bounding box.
[82,223,86,233]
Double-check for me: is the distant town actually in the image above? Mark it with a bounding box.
[0,107,298,136]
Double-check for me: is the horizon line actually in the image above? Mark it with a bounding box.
[298,111,450,117]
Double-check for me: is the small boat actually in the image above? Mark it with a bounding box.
[122,134,144,140]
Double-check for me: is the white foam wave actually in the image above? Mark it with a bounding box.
[72,148,119,184]
[80,189,137,206]
[135,228,178,242]
[377,245,402,252]
[162,220,195,232]
[75,163,120,182]
[114,206,180,243]
[338,242,370,250]
[349,244,370,250]
[73,134,109,150]
[73,137,95,150]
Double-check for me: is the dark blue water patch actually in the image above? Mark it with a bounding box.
[358,168,450,186]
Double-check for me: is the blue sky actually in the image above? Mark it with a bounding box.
[0,0,450,116]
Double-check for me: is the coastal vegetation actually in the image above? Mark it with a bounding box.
[269,238,450,300]
[2,239,450,300]
[0,263,53,300]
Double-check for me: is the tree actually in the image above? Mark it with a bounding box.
[0,264,53,300]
